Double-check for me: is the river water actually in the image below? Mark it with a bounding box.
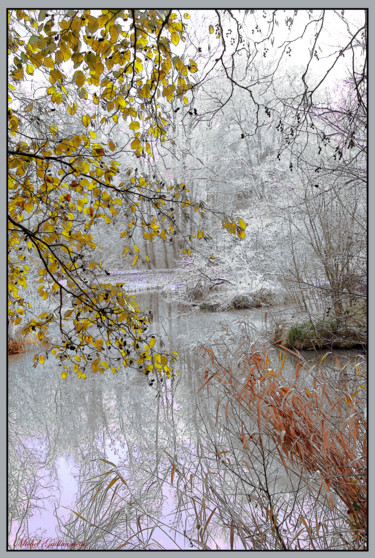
[8,291,366,550]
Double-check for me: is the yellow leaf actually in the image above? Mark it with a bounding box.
[154,353,162,368]
[171,32,179,46]
[224,221,236,234]
[184,13,190,18]
[82,115,91,127]
[49,262,58,274]
[148,336,156,349]
[68,103,77,115]
[24,200,34,213]
[108,140,116,152]
[132,254,138,267]
[49,125,58,138]
[133,245,139,253]
[50,69,64,83]
[89,130,97,139]
[61,371,67,379]
[209,25,214,34]
[87,17,99,34]
[134,59,143,73]
[183,96,189,105]
[131,138,141,150]
[197,229,204,239]
[74,70,85,87]
[39,354,45,364]
[237,229,245,239]
[238,217,247,230]
[109,24,120,43]
[43,57,54,69]
[13,67,24,80]
[9,116,18,134]
[189,60,198,73]
[163,84,175,101]
[117,96,126,108]
[129,121,140,130]
[25,104,34,112]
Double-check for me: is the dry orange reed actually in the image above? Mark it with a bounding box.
[8,332,50,355]
[201,343,367,548]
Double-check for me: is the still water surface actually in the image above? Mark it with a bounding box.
[8,292,365,549]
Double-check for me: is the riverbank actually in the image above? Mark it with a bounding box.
[273,316,367,351]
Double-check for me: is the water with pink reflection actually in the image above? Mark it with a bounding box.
[9,292,363,549]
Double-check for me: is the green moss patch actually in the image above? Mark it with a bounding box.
[275,318,367,350]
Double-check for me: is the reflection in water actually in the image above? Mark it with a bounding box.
[8,294,366,549]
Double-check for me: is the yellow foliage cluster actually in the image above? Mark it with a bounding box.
[8,9,244,379]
